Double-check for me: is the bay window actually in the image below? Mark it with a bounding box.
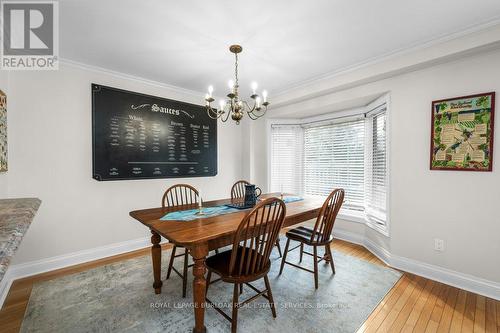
[269,99,388,232]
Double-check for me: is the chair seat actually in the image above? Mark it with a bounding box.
[285,226,333,245]
[206,246,271,283]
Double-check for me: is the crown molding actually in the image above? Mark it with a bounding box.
[59,58,205,100]
[272,19,500,106]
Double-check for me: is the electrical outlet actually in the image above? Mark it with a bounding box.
[434,238,444,252]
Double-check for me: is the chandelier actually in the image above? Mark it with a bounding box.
[204,45,269,124]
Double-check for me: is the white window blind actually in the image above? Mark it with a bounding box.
[303,119,365,211]
[270,125,303,195]
[269,100,388,230]
[365,106,387,225]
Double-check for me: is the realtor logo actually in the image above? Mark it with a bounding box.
[1,1,59,70]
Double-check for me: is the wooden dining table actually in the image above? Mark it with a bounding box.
[129,193,324,333]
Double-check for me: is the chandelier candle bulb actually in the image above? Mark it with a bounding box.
[263,90,268,102]
[208,85,213,97]
[251,82,258,94]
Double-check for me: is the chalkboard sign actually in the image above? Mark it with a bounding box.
[92,84,217,181]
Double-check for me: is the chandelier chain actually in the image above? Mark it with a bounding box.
[234,52,239,88]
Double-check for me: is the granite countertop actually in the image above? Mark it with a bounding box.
[0,198,41,282]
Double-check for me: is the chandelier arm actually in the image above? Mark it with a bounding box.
[221,104,232,122]
[248,107,267,119]
[206,104,222,120]
[248,105,268,119]
[243,100,256,113]
[244,99,269,117]
[247,111,261,120]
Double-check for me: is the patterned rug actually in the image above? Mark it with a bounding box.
[21,242,401,333]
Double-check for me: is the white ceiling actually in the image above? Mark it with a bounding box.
[61,0,500,97]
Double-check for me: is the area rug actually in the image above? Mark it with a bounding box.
[20,243,401,333]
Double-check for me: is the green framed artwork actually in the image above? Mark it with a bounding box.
[0,90,6,172]
[430,92,495,171]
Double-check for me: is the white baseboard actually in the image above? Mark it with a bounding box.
[0,236,158,308]
[333,228,364,246]
[363,237,392,266]
[2,230,499,309]
[390,254,500,301]
[334,227,499,300]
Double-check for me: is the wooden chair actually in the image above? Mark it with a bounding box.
[230,180,283,258]
[230,179,250,201]
[205,197,286,333]
[279,189,344,289]
[163,184,199,298]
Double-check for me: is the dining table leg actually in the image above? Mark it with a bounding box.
[151,229,163,294]
[191,243,208,333]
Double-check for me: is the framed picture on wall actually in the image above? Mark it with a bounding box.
[0,89,7,172]
[430,92,495,171]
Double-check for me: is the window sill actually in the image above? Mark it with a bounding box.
[337,209,390,237]
[337,209,365,224]
[365,220,390,237]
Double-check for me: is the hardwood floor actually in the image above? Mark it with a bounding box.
[0,240,498,333]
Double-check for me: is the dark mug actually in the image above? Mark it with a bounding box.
[244,184,262,206]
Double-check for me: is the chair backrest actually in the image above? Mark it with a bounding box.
[310,189,344,243]
[162,184,199,208]
[229,197,286,277]
[231,180,250,200]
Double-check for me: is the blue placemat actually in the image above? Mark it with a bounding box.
[160,197,304,222]
[160,205,241,221]
[281,196,303,204]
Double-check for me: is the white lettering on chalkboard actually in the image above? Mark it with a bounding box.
[128,115,143,121]
[151,104,180,116]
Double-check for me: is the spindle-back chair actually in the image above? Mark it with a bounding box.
[163,184,199,298]
[279,189,344,289]
[205,197,286,333]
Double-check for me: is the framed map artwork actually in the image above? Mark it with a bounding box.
[430,92,495,171]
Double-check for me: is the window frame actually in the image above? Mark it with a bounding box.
[364,95,391,236]
[267,94,391,236]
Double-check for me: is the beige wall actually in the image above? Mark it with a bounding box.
[2,64,244,264]
[253,49,500,283]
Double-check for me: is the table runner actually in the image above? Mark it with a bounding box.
[160,196,303,222]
